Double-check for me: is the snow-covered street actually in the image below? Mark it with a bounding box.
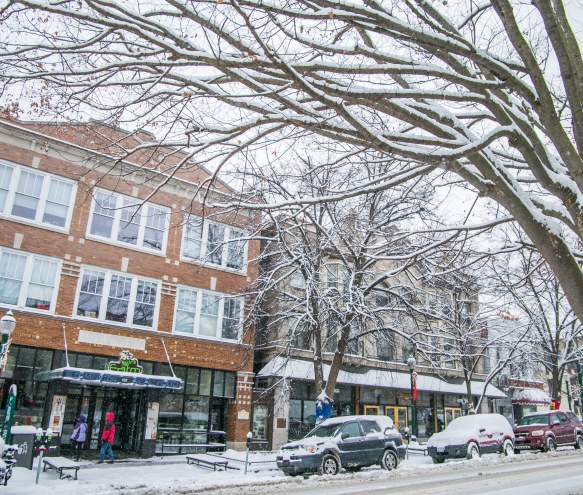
[6,449,583,495]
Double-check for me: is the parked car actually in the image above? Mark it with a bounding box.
[276,415,406,476]
[513,411,583,452]
[427,413,514,463]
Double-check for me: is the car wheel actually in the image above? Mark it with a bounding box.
[466,442,480,460]
[381,449,399,471]
[502,440,514,456]
[575,435,583,450]
[432,456,445,464]
[545,437,557,452]
[319,454,340,476]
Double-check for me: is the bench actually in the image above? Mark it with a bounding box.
[186,454,228,471]
[42,457,80,480]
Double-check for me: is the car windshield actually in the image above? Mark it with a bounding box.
[305,423,341,438]
[520,415,548,426]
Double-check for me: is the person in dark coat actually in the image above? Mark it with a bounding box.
[98,411,116,464]
[71,415,87,461]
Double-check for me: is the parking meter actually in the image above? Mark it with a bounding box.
[244,432,253,474]
[34,428,53,485]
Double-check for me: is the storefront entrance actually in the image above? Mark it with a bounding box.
[60,386,147,454]
[385,406,408,431]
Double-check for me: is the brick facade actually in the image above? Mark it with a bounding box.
[0,118,259,447]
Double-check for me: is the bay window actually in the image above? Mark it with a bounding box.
[173,285,243,341]
[0,160,75,229]
[87,188,170,253]
[75,268,160,328]
[181,215,247,272]
[0,248,60,311]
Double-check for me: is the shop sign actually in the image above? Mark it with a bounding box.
[107,351,143,374]
[145,402,159,440]
[49,395,67,434]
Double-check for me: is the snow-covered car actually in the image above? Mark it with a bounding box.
[276,415,406,476]
[427,413,514,463]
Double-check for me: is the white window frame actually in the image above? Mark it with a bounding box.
[0,159,77,232]
[180,215,248,274]
[0,247,62,314]
[73,266,161,330]
[86,188,170,255]
[172,284,244,342]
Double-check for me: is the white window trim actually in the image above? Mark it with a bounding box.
[179,215,249,275]
[0,159,77,233]
[73,265,161,331]
[85,187,170,256]
[0,247,62,314]
[172,284,244,343]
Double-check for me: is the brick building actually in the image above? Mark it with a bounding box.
[0,118,259,455]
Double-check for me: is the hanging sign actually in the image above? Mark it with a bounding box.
[107,350,143,374]
[48,395,67,434]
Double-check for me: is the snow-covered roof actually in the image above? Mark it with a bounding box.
[511,387,550,405]
[257,357,506,398]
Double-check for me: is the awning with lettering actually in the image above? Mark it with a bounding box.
[36,367,183,390]
[257,357,506,399]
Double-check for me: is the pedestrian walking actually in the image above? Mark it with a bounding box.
[98,412,116,464]
[71,415,87,461]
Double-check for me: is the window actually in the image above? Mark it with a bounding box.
[222,298,241,340]
[0,248,60,311]
[200,294,220,337]
[207,223,225,265]
[377,334,395,361]
[88,188,169,253]
[173,286,243,341]
[175,287,197,334]
[290,320,311,350]
[0,161,75,229]
[75,268,160,328]
[360,420,382,435]
[326,263,346,289]
[289,269,306,289]
[181,215,248,272]
[340,422,361,439]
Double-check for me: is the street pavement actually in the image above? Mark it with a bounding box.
[208,452,583,495]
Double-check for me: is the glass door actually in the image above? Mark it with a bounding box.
[385,406,408,431]
[445,407,462,425]
[363,405,381,415]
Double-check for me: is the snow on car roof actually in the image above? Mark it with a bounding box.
[320,415,394,428]
[447,413,513,433]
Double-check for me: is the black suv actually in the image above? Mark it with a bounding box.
[276,415,406,476]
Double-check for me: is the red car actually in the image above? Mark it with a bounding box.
[513,411,583,452]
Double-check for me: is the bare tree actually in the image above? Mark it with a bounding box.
[1,0,582,324]
[491,245,583,402]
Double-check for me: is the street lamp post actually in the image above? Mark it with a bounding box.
[407,356,417,438]
[0,310,17,442]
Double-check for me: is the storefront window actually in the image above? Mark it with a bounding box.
[186,368,200,395]
[199,369,212,396]
[158,394,184,430]
[213,371,225,397]
[183,396,209,430]
[252,405,269,441]
[224,372,235,398]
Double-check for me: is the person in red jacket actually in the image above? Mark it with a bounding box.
[98,411,116,464]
